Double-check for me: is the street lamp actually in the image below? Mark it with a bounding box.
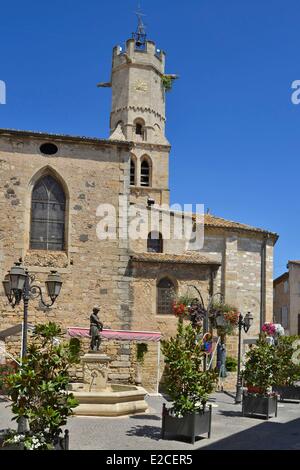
[235,311,254,404]
[2,259,63,359]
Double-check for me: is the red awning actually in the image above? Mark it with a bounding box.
[67,327,162,342]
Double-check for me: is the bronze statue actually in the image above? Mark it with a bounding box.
[89,306,103,351]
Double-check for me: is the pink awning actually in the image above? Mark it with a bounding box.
[67,327,162,342]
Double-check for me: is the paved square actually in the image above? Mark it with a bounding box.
[1,393,300,450]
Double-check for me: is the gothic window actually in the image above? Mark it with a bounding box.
[147,231,163,253]
[130,157,136,186]
[157,278,176,315]
[141,158,151,187]
[30,175,66,251]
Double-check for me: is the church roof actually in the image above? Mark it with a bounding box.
[130,252,221,266]
[0,128,133,148]
[203,214,278,241]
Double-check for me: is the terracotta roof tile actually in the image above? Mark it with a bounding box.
[203,214,278,239]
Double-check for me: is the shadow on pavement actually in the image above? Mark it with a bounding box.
[129,414,161,421]
[199,417,300,450]
[126,425,162,441]
[217,410,248,418]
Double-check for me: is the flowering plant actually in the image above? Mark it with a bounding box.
[172,294,195,318]
[224,310,239,326]
[262,322,284,337]
[172,301,188,317]
[3,431,53,450]
[209,303,239,335]
[188,300,207,327]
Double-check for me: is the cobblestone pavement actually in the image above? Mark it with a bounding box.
[1,393,300,450]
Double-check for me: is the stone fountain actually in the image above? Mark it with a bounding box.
[70,352,148,417]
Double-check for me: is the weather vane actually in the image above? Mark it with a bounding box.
[132,1,147,49]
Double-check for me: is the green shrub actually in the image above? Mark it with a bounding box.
[161,320,217,416]
[225,356,238,372]
[274,335,300,386]
[4,322,79,449]
[136,343,148,364]
[0,363,18,394]
[242,336,279,394]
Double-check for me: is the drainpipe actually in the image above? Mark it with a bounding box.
[260,235,269,329]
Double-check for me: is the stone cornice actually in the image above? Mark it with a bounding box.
[111,106,166,122]
[112,61,163,77]
[0,128,134,150]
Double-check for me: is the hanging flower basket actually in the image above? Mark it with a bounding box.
[209,303,239,335]
[188,300,207,328]
[172,294,195,319]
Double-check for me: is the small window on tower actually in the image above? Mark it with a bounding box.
[141,158,151,187]
[134,119,146,141]
[136,123,143,135]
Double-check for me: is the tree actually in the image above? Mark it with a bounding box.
[5,322,79,449]
[161,320,217,416]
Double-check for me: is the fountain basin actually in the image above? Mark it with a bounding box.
[71,384,148,417]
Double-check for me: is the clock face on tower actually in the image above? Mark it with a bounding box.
[134,80,148,92]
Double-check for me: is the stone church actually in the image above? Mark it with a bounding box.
[0,23,278,391]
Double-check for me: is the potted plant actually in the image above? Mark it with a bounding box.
[242,337,278,420]
[273,335,300,402]
[161,320,218,444]
[2,322,79,450]
[135,343,148,386]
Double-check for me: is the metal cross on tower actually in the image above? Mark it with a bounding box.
[132,2,147,50]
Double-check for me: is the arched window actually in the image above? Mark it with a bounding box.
[136,123,143,136]
[147,231,163,253]
[157,278,176,315]
[30,175,66,251]
[134,119,146,141]
[141,158,151,187]
[130,157,136,186]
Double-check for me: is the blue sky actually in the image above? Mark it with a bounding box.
[0,0,299,277]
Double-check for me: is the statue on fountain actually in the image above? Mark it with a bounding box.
[89,306,103,352]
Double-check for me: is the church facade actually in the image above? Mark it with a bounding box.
[0,30,278,391]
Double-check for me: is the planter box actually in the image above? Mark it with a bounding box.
[53,430,69,450]
[242,393,278,420]
[161,404,212,444]
[273,385,300,402]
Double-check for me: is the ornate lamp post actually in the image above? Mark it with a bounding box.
[2,259,62,359]
[235,312,254,404]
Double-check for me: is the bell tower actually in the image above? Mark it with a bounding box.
[99,11,177,205]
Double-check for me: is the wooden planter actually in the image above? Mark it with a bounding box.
[273,385,300,402]
[242,393,278,420]
[161,403,212,444]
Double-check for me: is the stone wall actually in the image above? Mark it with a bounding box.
[287,262,300,335]
[0,132,133,338]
